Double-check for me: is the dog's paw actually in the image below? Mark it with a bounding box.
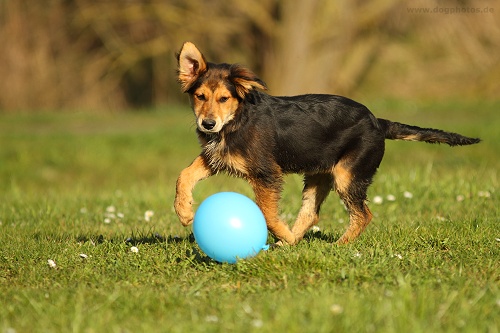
[176,208,194,226]
[335,235,350,245]
[268,241,283,249]
[178,213,194,226]
[174,197,194,226]
[271,239,295,247]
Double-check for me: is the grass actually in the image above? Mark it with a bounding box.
[1,100,499,333]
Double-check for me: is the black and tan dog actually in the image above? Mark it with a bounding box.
[174,42,480,245]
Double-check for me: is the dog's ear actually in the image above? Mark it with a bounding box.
[230,65,267,99]
[176,42,207,92]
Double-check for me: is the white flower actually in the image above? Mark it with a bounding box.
[106,206,116,213]
[242,304,253,314]
[144,210,154,222]
[117,212,124,219]
[47,259,57,268]
[130,246,139,253]
[252,319,264,328]
[330,304,344,315]
[478,191,491,198]
[353,252,362,258]
[79,253,88,259]
[373,196,383,204]
[312,226,321,233]
[393,253,403,260]
[205,315,219,323]
[104,218,111,224]
[386,194,396,201]
[403,191,413,199]
[456,195,465,202]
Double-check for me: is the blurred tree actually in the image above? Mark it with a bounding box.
[0,0,498,111]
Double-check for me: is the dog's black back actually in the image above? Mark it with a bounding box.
[221,91,385,175]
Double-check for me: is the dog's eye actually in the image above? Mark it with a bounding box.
[219,97,229,103]
[195,94,206,101]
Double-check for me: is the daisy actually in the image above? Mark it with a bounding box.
[205,315,219,323]
[144,210,154,222]
[47,259,57,268]
[478,191,491,198]
[386,194,396,201]
[330,304,344,315]
[403,191,413,199]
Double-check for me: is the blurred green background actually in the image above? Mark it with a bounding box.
[1,0,498,112]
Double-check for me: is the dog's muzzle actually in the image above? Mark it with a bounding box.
[201,119,217,131]
[198,117,222,133]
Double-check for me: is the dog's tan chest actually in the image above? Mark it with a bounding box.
[204,137,249,177]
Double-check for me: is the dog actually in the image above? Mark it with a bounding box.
[174,42,480,245]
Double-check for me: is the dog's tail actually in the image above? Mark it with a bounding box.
[377,118,480,146]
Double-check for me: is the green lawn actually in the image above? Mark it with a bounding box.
[1,100,499,333]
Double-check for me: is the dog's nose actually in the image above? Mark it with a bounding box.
[201,119,217,131]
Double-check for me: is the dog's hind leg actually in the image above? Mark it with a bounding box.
[333,163,375,244]
[291,173,333,242]
[336,200,373,244]
[251,179,296,245]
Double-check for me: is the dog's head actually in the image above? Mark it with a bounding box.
[176,42,267,134]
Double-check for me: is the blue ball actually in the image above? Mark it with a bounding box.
[193,192,269,263]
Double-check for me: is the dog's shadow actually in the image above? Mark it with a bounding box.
[302,230,339,243]
[71,228,338,248]
[72,230,339,265]
[75,233,196,246]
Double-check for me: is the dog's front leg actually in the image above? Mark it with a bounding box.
[251,180,296,245]
[174,155,213,226]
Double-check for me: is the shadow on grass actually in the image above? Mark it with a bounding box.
[37,229,340,247]
[73,232,196,246]
[35,229,341,266]
[303,230,339,243]
[71,232,220,264]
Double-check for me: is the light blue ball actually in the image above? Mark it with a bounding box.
[193,192,269,263]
